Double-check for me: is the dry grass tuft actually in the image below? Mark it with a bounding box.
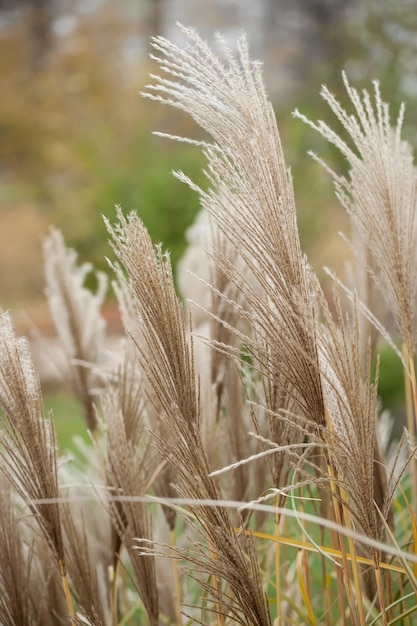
[0,310,72,620]
[294,73,417,358]
[2,24,417,626]
[43,227,108,432]
[106,208,272,625]
[144,26,325,430]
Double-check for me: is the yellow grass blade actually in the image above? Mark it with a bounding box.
[340,498,366,625]
[246,529,406,574]
[296,550,317,626]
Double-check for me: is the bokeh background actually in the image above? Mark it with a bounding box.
[1,0,416,332]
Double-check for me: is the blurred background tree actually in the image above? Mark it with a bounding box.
[0,0,416,329]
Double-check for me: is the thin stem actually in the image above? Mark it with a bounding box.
[170,528,183,626]
[324,407,356,621]
[341,499,366,626]
[111,557,121,626]
[299,495,311,604]
[206,534,225,626]
[59,559,76,625]
[374,564,388,626]
[328,515,347,626]
[274,498,282,625]
[321,551,332,626]
[397,572,410,626]
[408,352,417,434]
[213,564,225,625]
[403,345,417,517]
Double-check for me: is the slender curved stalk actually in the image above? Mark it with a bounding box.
[170,528,183,626]
[111,558,121,626]
[340,500,366,626]
[403,345,417,516]
[274,497,282,625]
[408,352,417,433]
[209,540,225,626]
[59,559,76,625]
[324,407,357,621]
[374,564,388,626]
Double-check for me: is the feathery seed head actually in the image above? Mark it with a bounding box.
[295,74,417,355]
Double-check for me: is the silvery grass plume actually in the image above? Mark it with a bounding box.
[141,29,417,623]
[0,310,71,619]
[294,75,417,532]
[343,226,385,368]
[294,74,417,365]
[112,272,178,533]
[143,25,325,432]
[179,208,306,514]
[0,482,68,625]
[143,26,327,536]
[179,209,258,505]
[105,209,272,625]
[43,227,108,433]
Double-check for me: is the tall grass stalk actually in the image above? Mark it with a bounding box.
[169,528,183,626]
[274,499,282,625]
[60,567,76,624]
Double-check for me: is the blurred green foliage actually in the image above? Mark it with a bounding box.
[1,0,417,308]
[59,125,206,276]
[0,10,206,301]
[43,386,89,458]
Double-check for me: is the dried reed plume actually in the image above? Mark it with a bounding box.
[294,74,417,360]
[43,227,108,432]
[141,27,415,622]
[295,72,417,533]
[112,268,178,532]
[0,310,71,618]
[106,208,271,625]
[2,23,417,626]
[143,26,325,432]
[181,211,257,503]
